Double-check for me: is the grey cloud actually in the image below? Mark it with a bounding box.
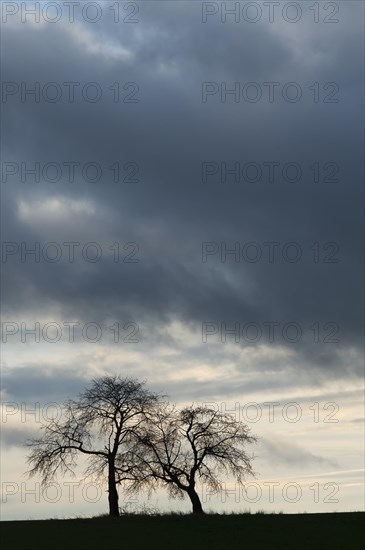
[1,365,92,403]
[0,426,38,449]
[258,437,339,469]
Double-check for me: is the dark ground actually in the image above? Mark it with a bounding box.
[1,512,364,550]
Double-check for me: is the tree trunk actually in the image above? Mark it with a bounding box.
[108,459,119,517]
[187,487,204,514]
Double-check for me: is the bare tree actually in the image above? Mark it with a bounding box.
[26,375,161,516]
[131,404,257,514]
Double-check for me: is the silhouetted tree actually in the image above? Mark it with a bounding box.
[131,404,257,514]
[26,375,161,516]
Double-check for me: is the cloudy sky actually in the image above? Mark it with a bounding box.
[1,0,364,519]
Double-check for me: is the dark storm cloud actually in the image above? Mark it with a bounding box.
[1,1,363,384]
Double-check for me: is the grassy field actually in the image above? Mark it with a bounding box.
[1,512,364,550]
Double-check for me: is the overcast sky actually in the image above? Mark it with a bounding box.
[1,0,364,519]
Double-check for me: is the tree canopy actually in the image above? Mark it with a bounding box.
[129,403,257,513]
[26,375,162,516]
